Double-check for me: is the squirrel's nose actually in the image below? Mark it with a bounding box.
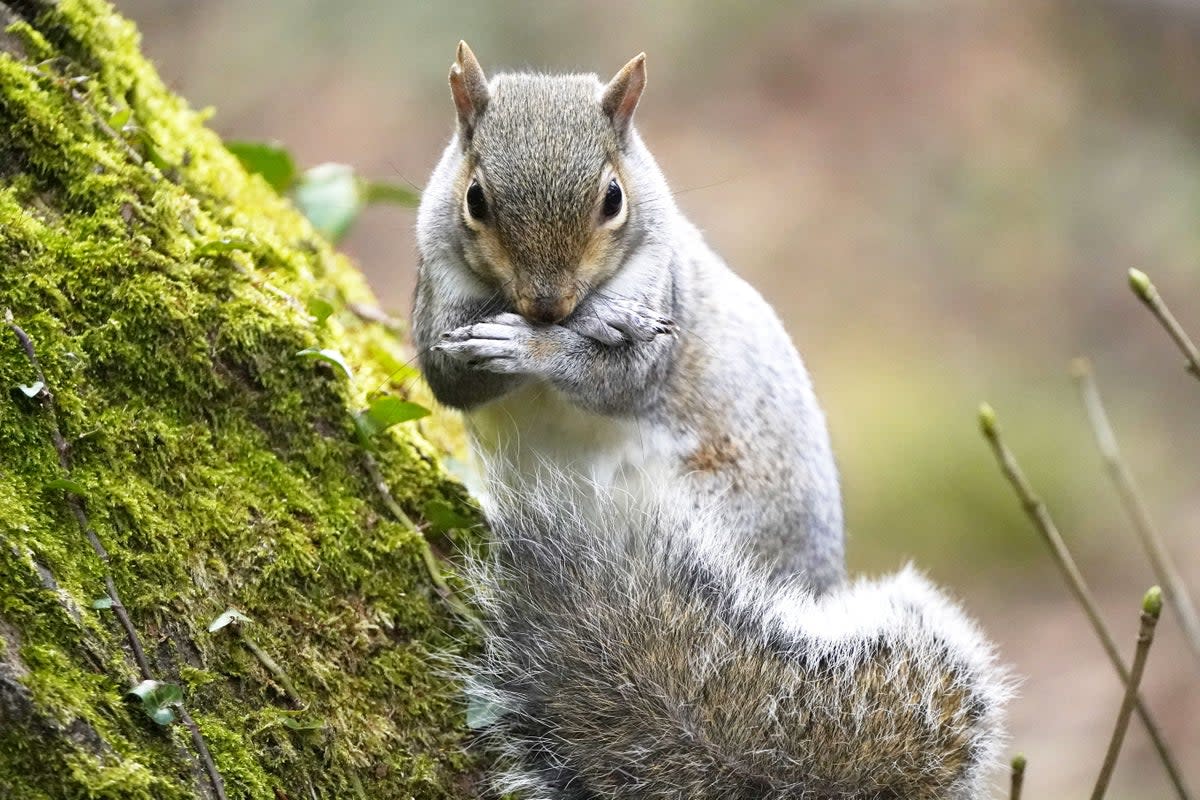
[520,296,574,324]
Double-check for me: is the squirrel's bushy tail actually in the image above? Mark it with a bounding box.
[468,481,1011,800]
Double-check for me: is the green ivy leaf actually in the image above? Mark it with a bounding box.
[46,478,87,497]
[292,163,364,243]
[466,691,505,730]
[17,380,44,398]
[226,140,297,193]
[207,608,252,633]
[422,499,476,532]
[280,715,325,731]
[363,180,421,208]
[296,348,353,380]
[195,237,255,257]
[354,396,430,439]
[306,296,335,324]
[92,597,113,609]
[124,127,171,172]
[108,107,132,130]
[127,680,183,726]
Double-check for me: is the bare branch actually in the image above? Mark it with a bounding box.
[1073,359,1200,668]
[979,404,1191,800]
[1091,587,1164,800]
[1010,754,1026,800]
[1128,269,1200,380]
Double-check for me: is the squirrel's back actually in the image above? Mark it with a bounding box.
[469,480,1010,800]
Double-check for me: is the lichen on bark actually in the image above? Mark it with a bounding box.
[0,1,480,797]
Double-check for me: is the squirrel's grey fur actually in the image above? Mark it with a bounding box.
[415,44,843,590]
[470,478,1010,800]
[415,44,1011,798]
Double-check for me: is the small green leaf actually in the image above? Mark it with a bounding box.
[306,296,335,324]
[46,478,87,497]
[292,163,364,243]
[466,691,505,730]
[92,597,113,609]
[127,680,183,726]
[124,127,171,172]
[207,608,252,633]
[18,381,44,398]
[296,348,353,380]
[355,395,430,439]
[108,107,132,130]
[148,706,175,725]
[195,237,255,257]
[422,499,476,532]
[226,140,297,192]
[363,180,421,207]
[280,715,325,731]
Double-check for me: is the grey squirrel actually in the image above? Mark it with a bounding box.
[414,43,1010,799]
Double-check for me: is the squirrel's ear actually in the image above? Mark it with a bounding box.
[601,53,646,139]
[449,40,489,138]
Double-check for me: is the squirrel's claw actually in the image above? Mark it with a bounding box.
[434,314,540,375]
[569,297,675,346]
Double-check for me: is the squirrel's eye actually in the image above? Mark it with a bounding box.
[465,179,488,221]
[602,178,623,220]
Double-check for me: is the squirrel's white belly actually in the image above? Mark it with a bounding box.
[466,381,684,505]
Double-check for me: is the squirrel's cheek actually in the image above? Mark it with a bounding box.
[575,237,624,290]
[464,234,518,290]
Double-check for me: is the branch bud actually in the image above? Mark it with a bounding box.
[1128,268,1152,302]
[1142,585,1163,619]
[978,402,998,439]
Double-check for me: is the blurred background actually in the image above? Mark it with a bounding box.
[115,1,1200,796]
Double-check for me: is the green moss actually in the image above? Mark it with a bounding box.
[0,1,481,797]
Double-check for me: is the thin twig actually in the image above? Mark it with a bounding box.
[7,314,156,677]
[1073,359,1200,668]
[1010,754,1026,800]
[348,767,368,800]
[1091,587,1164,800]
[361,452,481,632]
[103,574,153,679]
[178,704,229,800]
[1128,269,1200,380]
[6,313,226,800]
[361,451,417,529]
[978,404,1192,800]
[237,631,302,706]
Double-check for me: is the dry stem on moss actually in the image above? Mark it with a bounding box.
[6,316,227,800]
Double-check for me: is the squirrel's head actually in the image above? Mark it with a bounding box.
[444,42,648,324]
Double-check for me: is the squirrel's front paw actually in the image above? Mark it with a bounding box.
[433,313,542,375]
[570,297,675,346]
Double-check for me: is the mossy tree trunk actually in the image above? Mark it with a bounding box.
[0,1,480,797]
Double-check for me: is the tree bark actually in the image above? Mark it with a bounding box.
[0,1,479,797]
